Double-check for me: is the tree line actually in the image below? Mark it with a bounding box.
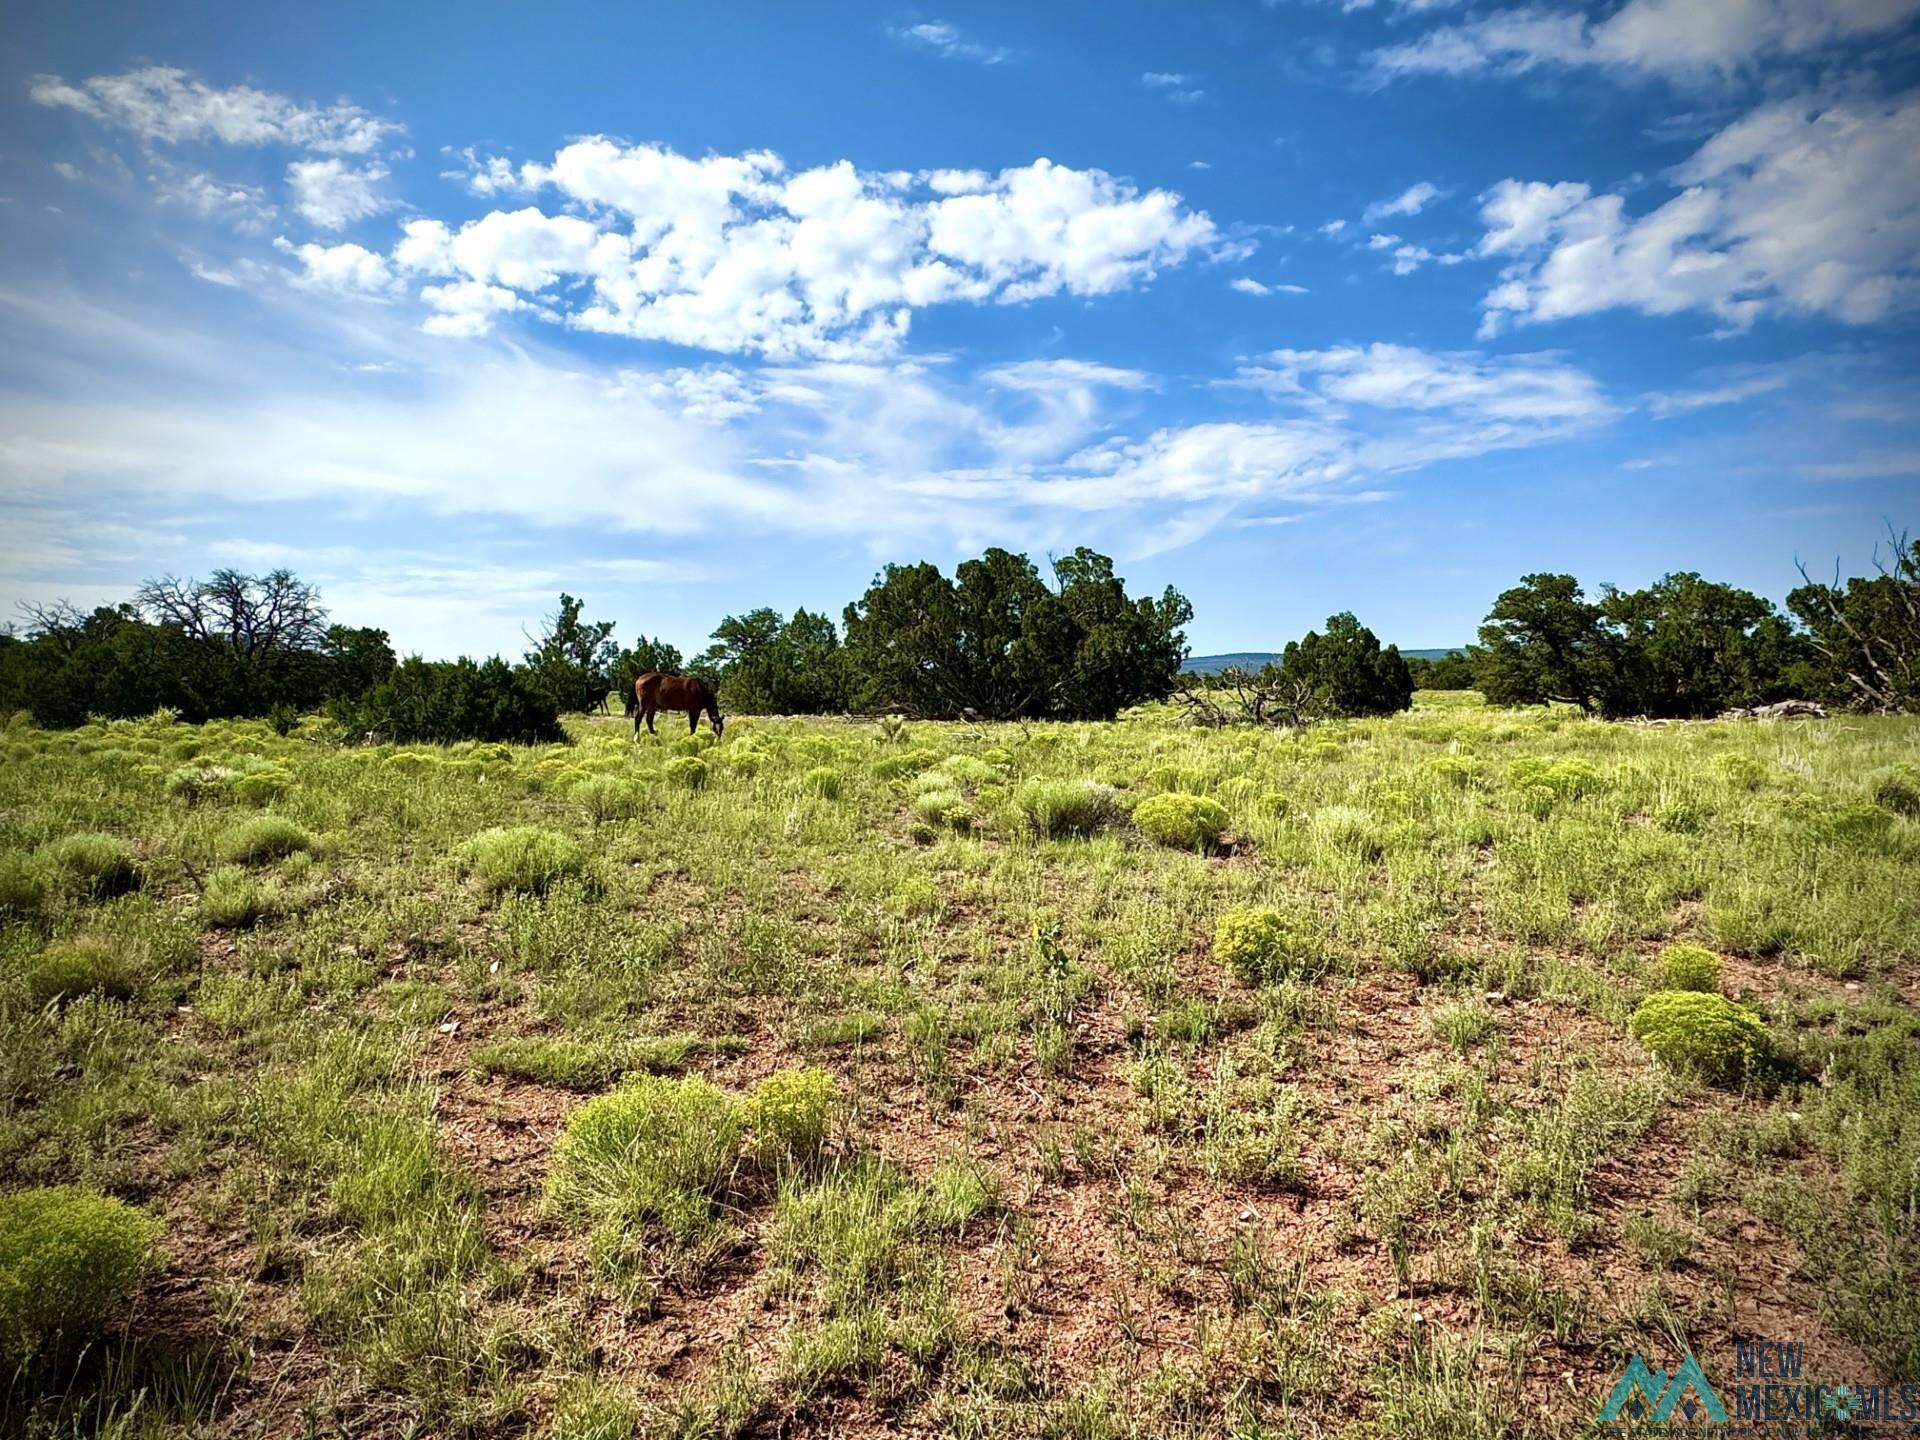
[2,528,1912,741]
[1401,531,1920,718]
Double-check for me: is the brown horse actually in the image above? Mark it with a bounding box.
[628,672,724,738]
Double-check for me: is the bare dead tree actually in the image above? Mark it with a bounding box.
[1794,524,1920,714]
[134,570,328,658]
[1173,667,1324,728]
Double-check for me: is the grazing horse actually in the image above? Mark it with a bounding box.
[581,677,611,714]
[628,672,724,738]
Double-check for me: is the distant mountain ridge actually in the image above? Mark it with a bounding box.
[1181,647,1464,675]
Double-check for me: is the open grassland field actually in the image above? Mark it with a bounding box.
[2,697,1918,1439]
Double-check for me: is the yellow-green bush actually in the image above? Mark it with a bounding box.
[45,833,140,899]
[1016,780,1123,839]
[1712,753,1769,790]
[465,826,586,895]
[216,814,314,865]
[23,937,140,1007]
[164,763,236,805]
[1870,763,1920,819]
[662,756,708,790]
[1629,991,1772,1084]
[200,865,272,929]
[1134,793,1230,850]
[1657,943,1723,993]
[0,852,45,918]
[572,773,645,823]
[0,1187,160,1365]
[746,1068,839,1168]
[874,748,941,780]
[1212,907,1322,984]
[801,766,841,798]
[546,1076,743,1249]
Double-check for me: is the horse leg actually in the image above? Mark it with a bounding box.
[645,706,657,736]
[688,709,698,735]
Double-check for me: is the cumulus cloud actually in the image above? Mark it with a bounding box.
[1478,93,1920,335]
[29,66,400,153]
[887,21,1014,64]
[366,141,1219,351]
[287,158,390,229]
[274,237,401,297]
[1371,0,1920,80]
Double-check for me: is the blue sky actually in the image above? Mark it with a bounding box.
[2,0,1916,659]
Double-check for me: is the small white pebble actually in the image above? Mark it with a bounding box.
[438,1021,459,1035]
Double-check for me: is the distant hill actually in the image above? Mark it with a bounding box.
[1182,646,1464,675]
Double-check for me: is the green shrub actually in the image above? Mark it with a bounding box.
[1712,753,1769,790]
[1869,763,1920,819]
[572,774,645,823]
[1309,805,1385,860]
[909,788,972,831]
[384,750,440,773]
[1212,907,1322,984]
[232,764,295,806]
[1508,756,1605,800]
[45,833,139,899]
[472,1036,617,1090]
[662,756,708,790]
[24,937,140,1007]
[746,1068,839,1168]
[0,853,45,918]
[1657,943,1723,993]
[201,865,271,928]
[1017,780,1123,839]
[874,748,940,779]
[546,1076,743,1249]
[1428,755,1476,788]
[164,763,235,805]
[465,826,586,895]
[1256,789,1290,817]
[331,655,563,745]
[216,814,315,865]
[1134,793,1230,850]
[801,766,841,799]
[1629,991,1772,1084]
[0,1187,160,1365]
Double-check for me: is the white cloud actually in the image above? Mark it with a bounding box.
[376,142,1219,357]
[274,237,402,297]
[1231,277,1309,295]
[287,158,390,230]
[888,21,1013,64]
[1645,372,1792,415]
[644,366,762,422]
[1478,93,1920,335]
[1794,447,1920,479]
[1238,342,1615,425]
[29,66,400,153]
[1371,0,1920,80]
[418,280,530,337]
[156,169,275,228]
[1363,180,1442,225]
[1142,72,1207,103]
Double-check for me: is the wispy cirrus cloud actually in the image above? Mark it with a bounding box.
[887,20,1015,64]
